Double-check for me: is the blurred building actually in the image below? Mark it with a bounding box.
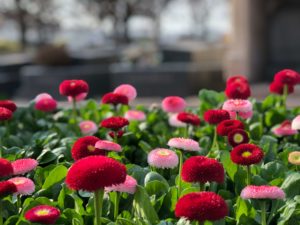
[225,0,300,82]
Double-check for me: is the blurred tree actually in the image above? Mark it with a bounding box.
[81,0,172,44]
[0,0,59,49]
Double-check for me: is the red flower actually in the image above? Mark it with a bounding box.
[71,136,105,161]
[181,156,224,184]
[204,109,230,124]
[225,82,251,99]
[25,205,60,224]
[227,129,249,147]
[0,107,13,121]
[230,143,264,165]
[269,81,294,95]
[175,192,228,222]
[274,69,299,85]
[0,158,13,177]
[100,116,129,130]
[35,98,57,112]
[0,100,17,112]
[177,112,201,126]
[226,75,248,85]
[66,155,126,192]
[109,130,124,139]
[59,80,89,97]
[101,92,129,105]
[217,119,244,136]
[0,181,17,198]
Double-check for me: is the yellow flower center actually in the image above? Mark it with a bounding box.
[242,151,252,158]
[157,150,170,157]
[35,209,50,216]
[87,145,95,152]
[233,134,243,143]
[13,179,25,185]
[83,124,91,129]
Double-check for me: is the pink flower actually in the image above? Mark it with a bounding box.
[95,140,122,152]
[105,175,137,194]
[114,84,137,101]
[8,177,35,195]
[34,93,53,102]
[167,138,201,151]
[241,185,285,200]
[124,110,146,121]
[12,158,38,175]
[68,92,88,102]
[79,121,98,136]
[272,120,297,136]
[292,115,300,130]
[147,148,179,169]
[25,205,61,224]
[168,114,187,127]
[35,98,57,112]
[222,99,253,119]
[162,96,186,113]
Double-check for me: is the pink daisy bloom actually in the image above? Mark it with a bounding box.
[9,177,35,195]
[95,140,122,152]
[291,115,300,130]
[272,120,297,136]
[79,120,98,136]
[35,98,57,112]
[147,148,179,169]
[12,158,38,175]
[25,205,61,224]
[167,138,201,151]
[114,84,137,101]
[241,185,285,200]
[223,99,253,113]
[34,93,53,102]
[68,92,88,102]
[105,175,137,194]
[162,96,186,113]
[124,110,146,121]
[168,114,187,127]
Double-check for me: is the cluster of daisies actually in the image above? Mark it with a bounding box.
[0,69,299,225]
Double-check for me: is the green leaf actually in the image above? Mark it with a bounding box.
[220,151,238,181]
[281,172,300,198]
[42,165,67,189]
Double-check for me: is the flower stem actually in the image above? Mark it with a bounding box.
[260,201,267,225]
[246,165,251,185]
[72,99,77,123]
[94,189,104,225]
[177,149,183,199]
[199,183,206,192]
[114,192,120,221]
[0,200,3,225]
[282,84,288,111]
[211,127,219,150]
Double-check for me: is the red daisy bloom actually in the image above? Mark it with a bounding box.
[274,69,299,85]
[227,129,249,147]
[217,119,244,136]
[100,116,129,130]
[175,192,228,222]
[101,92,129,105]
[0,107,13,121]
[59,80,89,97]
[225,81,251,99]
[269,81,294,95]
[0,100,17,112]
[71,136,105,161]
[181,156,224,184]
[25,205,61,224]
[0,158,13,177]
[66,155,127,192]
[35,98,57,112]
[0,181,17,198]
[230,143,264,165]
[204,109,230,124]
[177,112,201,126]
[226,75,248,85]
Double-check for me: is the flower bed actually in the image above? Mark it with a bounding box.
[0,70,300,225]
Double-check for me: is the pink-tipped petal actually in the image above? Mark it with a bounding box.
[241,185,285,200]
[34,93,53,102]
[167,138,201,151]
[12,158,38,175]
[114,84,137,101]
[79,121,98,136]
[168,114,187,127]
[291,115,300,130]
[147,148,179,169]
[272,120,297,136]
[95,140,122,152]
[162,96,186,113]
[9,177,35,195]
[124,110,146,121]
[222,99,253,113]
[105,175,137,194]
[68,92,88,102]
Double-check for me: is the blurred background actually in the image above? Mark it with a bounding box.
[0,0,299,101]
